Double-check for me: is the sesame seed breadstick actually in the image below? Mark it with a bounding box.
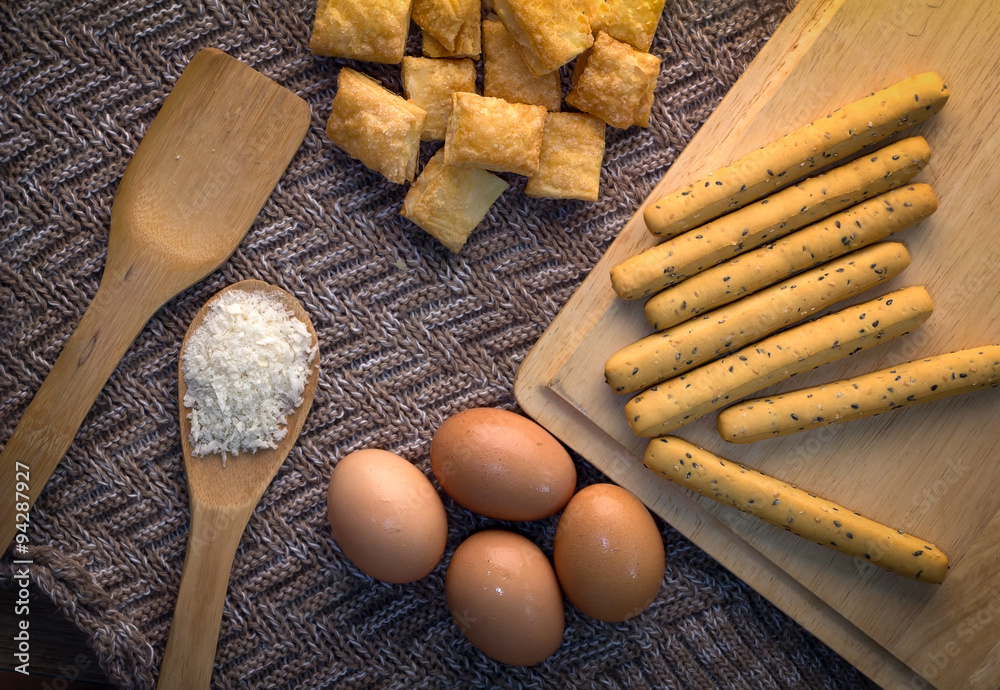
[612,136,930,300]
[625,286,934,437]
[643,72,949,238]
[718,346,1000,443]
[643,436,949,583]
[644,184,938,331]
[606,242,911,395]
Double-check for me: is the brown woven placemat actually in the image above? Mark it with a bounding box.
[0,0,880,687]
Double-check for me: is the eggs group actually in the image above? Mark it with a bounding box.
[325,408,667,668]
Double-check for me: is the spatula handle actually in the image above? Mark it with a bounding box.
[0,275,162,552]
[158,499,251,690]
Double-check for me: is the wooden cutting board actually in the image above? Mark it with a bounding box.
[514,1,1000,687]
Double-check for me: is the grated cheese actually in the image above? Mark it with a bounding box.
[182,289,316,462]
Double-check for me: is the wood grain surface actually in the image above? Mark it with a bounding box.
[514,1,1000,688]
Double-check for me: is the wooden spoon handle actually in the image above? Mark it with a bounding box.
[0,275,163,552]
[158,499,251,690]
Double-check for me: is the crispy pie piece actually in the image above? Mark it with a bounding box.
[565,31,661,129]
[421,0,481,58]
[402,57,477,141]
[526,112,606,201]
[412,0,476,51]
[326,68,427,184]
[492,0,599,77]
[444,92,547,176]
[482,19,561,111]
[402,149,509,253]
[309,0,413,64]
[589,0,667,52]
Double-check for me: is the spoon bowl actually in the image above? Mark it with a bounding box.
[158,279,319,690]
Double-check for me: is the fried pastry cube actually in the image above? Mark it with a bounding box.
[565,31,661,129]
[482,19,560,111]
[309,0,412,64]
[326,68,427,184]
[421,1,481,58]
[444,92,547,176]
[526,112,606,201]
[402,150,509,253]
[493,0,599,77]
[589,0,667,52]
[402,57,477,141]
[412,0,475,51]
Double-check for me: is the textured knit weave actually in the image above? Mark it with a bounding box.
[0,0,879,687]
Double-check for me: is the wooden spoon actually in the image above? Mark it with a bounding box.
[0,48,310,552]
[158,279,320,690]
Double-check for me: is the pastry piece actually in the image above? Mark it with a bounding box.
[589,0,667,52]
[402,57,477,141]
[412,0,474,51]
[643,184,937,329]
[566,31,661,129]
[326,68,427,184]
[493,0,598,77]
[645,437,949,583]
[611,136,931,299]
[401,149,509,253]
[718,346,1000,443]
[421,0,481,58]
[526,112,605,201]
[643,72,949,238]
[606,242,911,394]
[444,92,546,176]
[624,287,934,437]
[482,19,561,111]
[309,0,413,64]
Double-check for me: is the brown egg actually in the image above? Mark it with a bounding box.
[430,407,576,521]
[327,448,448,584]
[445,530,564,666]
[553,483,664,622]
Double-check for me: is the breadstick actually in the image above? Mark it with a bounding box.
[606,242,910,394]
[718,346,1000,443]
[611,136,930,300]
[643,436,949,583]
[625,286,933,437]
[645,184,937,330]
[643,72,949,238]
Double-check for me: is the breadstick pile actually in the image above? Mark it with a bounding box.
[603,72,1000,582]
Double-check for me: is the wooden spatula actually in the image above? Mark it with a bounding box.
[157,279,319,690]
[0,48,310,552]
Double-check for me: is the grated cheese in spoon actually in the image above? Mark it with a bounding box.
[182,289,316,463]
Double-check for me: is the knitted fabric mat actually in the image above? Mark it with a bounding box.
[0,0,880,687]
